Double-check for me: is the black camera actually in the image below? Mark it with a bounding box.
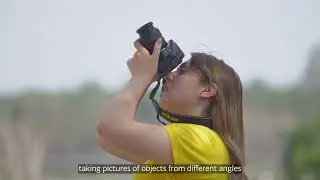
[136,22,184,78]
[137,22,209,128]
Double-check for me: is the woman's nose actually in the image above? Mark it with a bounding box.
[164,72,174,81]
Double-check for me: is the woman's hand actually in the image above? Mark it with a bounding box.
[97,38,172,165]
[127,38,162,85]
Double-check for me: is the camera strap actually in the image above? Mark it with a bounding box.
[148,78,212,128]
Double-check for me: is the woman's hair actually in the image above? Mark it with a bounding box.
[189,53,247,180]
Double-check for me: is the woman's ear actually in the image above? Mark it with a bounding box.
[199,83,217,98]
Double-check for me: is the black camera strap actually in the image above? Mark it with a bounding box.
[148,77,212,128]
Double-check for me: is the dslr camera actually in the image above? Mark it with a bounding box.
[136,22,184,78]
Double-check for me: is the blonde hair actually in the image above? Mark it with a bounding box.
[190,53,247,180]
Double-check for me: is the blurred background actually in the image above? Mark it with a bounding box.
[1,0,320,180]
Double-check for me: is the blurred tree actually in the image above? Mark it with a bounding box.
[283,115,320,180]
[282,43,320,180]
[301,44,320,90]
[246,79,271,92]
[11,104,23,122]
[77,80,105,94]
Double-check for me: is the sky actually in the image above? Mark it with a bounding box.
[1,0,320,95]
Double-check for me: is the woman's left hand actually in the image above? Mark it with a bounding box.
[127,38,162,85]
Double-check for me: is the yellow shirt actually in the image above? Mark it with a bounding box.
[133,123,230,180]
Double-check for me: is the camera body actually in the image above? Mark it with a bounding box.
[136,22,184,78]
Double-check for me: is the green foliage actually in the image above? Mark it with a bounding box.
[283,115,320,180]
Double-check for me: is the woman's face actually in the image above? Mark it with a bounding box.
[159,60,203,113]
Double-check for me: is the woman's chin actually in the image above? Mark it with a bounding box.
[159,97,171,109]
[159,98,167,108]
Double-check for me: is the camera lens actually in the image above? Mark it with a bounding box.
[136,22,154,38]
[136,22,167,54]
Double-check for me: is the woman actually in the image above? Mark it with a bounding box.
[97,38,247,180]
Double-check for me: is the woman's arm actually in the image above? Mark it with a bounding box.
[96,40,173,164]
[111,77,151,119]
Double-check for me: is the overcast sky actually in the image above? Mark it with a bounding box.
[1,0,320,94]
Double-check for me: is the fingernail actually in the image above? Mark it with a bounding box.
[157,38,162,44]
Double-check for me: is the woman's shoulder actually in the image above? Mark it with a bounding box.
[164,123,230,164]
